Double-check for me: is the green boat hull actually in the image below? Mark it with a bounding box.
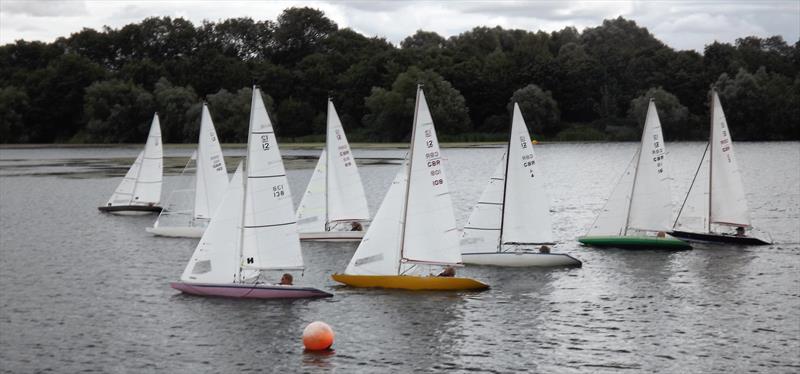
[577,235,691,250]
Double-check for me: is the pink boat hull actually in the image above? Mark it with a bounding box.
[170,282,333,299]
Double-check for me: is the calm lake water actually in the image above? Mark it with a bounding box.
[1,142,798,373]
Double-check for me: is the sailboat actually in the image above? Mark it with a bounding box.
[170,86,332,299]
[296,99,370,241]
[460,103,581,267]
[331,85,489,291]
[147,103,229,238]
[578,99,691,250]
[670,91,770,245]
[98,113,163,215]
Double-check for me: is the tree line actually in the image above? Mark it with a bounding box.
[1,7,798,144]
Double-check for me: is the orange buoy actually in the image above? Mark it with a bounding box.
[303,321,334,351]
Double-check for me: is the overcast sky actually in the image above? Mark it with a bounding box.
[1,0,798,52]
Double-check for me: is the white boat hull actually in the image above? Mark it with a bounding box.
[299,231,365,242]
[462,252,582,267]
[146,226,205,238]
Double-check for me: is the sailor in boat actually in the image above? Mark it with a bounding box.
[350,221,363,231]
[277,273,293,285]
[437,266,456,277]
[735,227,746,237]
[538,245,550,254]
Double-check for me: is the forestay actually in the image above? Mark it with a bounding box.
[153,152,198,228]
[673,144,710,233]
[460,157,505,253]
[501,103,554,245]
[194,103,229,220]
[587,153,637,236]
[240,87,304,271]
[709,91,750,227]
[626,99,673,233]
[181,164,244,284]
[296,151,327,232]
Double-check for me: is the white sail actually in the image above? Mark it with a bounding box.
[587,151,638,236]
[106,114,163,206]
[626,100,673,232]
[460,157,505,253]
[106,151,144,206]
[709,91,750,227]
[502,103,554,244]
[181,164,243,283]
[153,152,198,228]
[400,88,462,266]
[325,100,370,226]
[131,113,163,205]
[296,150,327,233]
[194,103,229,220]
[674,144,710,232]
[240,87,303,271]
[344,166,406,275]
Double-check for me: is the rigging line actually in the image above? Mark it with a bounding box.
[587,151,638,235]
[244,221,296,228]
[673,143,709,229]
[248,174,286,179]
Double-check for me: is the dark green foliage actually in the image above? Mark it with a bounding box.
[83,80,156,142]
[363,66,470,141]
[0,8,797,143]
[510,84,560,137]
[628,87,691,140]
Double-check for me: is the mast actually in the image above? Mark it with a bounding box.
[707,90,714,233]
[131,113,156,205]
[623,99,651,236]
[497,105,514,252]
[237,86,257,282]
[398,84,422,274]
[324,97,331,231]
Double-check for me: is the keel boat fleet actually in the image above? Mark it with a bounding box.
[98,87,771,298]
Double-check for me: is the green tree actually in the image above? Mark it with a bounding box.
[627,87,691,139]
[153,78,198,142]
[0,86,30,142]
[84,80,156,142]
[363,66,470,141]
[271,7,337,65]
[509,84,560,137]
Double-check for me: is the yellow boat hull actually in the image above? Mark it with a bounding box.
[331,274,489,291]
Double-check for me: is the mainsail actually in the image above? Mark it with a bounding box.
[240,87,303,272]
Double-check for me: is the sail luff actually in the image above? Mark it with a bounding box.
[497,105,513,252]
[398,85,421,271]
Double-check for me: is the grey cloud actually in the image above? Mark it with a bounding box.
[2,0,87,17]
